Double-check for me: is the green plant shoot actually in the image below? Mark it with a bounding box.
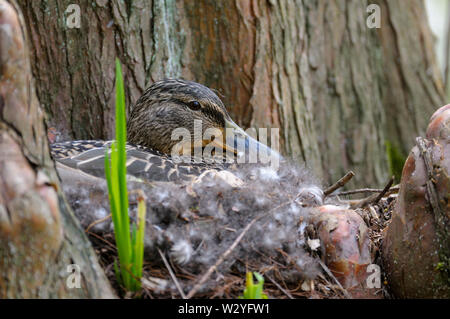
[104,58,147,292]
[239,272,268,299]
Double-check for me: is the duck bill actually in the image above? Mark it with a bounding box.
[223,119,282,166]
[207,136,238,156]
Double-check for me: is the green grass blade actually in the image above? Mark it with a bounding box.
[133,196,147,289]
[243,272,253,298]
[105,58,147,293]
[253,272,264,299]
[111,142,131,287]
[114,260,122,286]
[131,223,137,275]
[115,58,127,152]
[115,58,129,234]
[104,149,117,226]
[106,146,129,287]
[115,59,131,288]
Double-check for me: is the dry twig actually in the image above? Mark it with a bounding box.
[331,185,399,197]
[266,274,294,299]
[324,171,355,196]
[317,259,352,299]
[350,176,394,209]
[85,214,112,233]
[158,248,187,299]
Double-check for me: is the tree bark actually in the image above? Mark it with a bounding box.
[0,0,115,298]
[16,0,444,187]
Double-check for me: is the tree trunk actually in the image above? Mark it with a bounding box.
[17,0,444,188]
[0,0,115,298]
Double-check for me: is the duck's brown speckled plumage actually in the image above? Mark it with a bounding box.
[50,79,233,182]
[51,140,223,182]
[127,79,231,154]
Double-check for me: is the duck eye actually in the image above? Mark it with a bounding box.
[187,101,201,111]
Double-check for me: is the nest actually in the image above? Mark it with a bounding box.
[62,163,397,299]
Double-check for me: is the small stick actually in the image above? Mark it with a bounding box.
[351,176,394,209]
[324,171,355,196]
[331,185,400,197]
[86,231,117,251]
[266,275,294,299]
[317,259,352,299]
[85,214,112,233]
[186,216,260,299]
[158,248,187,299]
[372,176,395,204]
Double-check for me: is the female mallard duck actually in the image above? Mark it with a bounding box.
[51,79,280,183]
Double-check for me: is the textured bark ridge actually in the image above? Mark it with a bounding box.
[17,0,444,188]
[0,0,115,298]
